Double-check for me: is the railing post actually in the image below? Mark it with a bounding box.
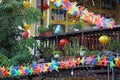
[82,32,84,46]
[112,67,116,80]
[108,65,110,80]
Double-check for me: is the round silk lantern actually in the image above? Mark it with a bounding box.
[99,35,110,44]
[59,39,68,46]
[23,31,29,39]
[43,3,49,10]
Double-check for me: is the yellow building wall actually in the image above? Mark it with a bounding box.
[30,0,36,36]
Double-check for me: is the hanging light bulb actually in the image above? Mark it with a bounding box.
[0,0,2,3]
[71,68,74,76]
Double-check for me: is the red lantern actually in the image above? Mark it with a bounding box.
[37,3,49,10]
[43,3,49,10]
[23,31,29,39]
[59,38,68,46]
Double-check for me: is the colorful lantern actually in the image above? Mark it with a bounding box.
[23,31,29,39]
[59,38,68,46]
[99,35,110,44]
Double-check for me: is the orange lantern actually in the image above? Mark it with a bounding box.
[99,35,110,44]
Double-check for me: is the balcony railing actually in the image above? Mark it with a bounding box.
[35,26,120,51]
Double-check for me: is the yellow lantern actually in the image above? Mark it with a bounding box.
[99,35,110,44]
[23,1,31,9]
[24,23,31,30]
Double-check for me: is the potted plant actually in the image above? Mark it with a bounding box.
[48,24,54,34]
[79,46,88,56]
[38,25,47,37]
[85,50,100,56]
[52,50,62,59]
[44,24,54,36]
[45,29,51,36]
[37,42,53,62]
[72,21,82,31]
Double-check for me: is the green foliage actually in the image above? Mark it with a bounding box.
[0,0,40,66]
[38,25,47,34]
[64,37,99,56]
[0,54,9,66]
[80,45,88,51]
[72,23,82,30]
[37,42,53,58]
[52,51,62,55]
[106,40,120,53]
[10,52,31,66]
[0,36,37,66]
[64,38,80,56]
[64,42,80,56]
[24,7,42,24]
[48,24,54,33]
[85,50,100,56]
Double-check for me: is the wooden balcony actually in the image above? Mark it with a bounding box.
[35,26,120,51]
